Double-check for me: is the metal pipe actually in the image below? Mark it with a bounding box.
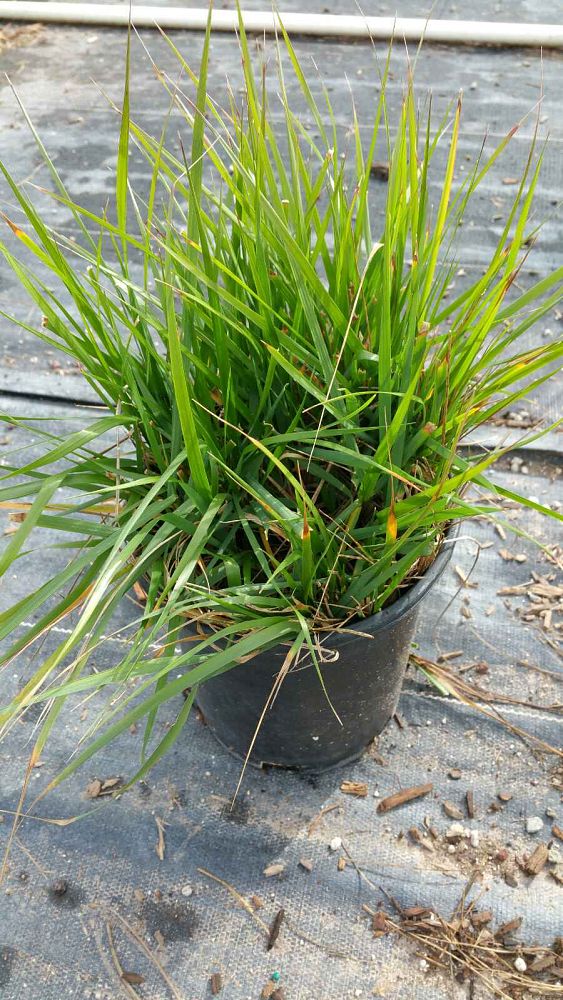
[0,3,562,49]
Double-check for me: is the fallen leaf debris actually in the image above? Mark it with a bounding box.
[85,776,123,799]
[364,899,563,997]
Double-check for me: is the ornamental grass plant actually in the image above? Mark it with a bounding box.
[0,14,561,790]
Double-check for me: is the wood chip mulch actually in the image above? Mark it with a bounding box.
[498,574,563,636]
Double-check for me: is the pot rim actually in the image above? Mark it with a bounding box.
[318,521,459,649]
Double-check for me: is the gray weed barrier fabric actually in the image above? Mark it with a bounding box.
[0,5,562,997]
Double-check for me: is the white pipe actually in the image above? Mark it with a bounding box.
[0,3,562,49]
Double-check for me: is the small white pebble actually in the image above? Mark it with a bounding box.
[514,957,527,973]
[526,816,544,834]
[442,717,447,725]
[181,885,193,897]
[548,847,562,864]
[469,81,478,90]
[470,830,480,848]
[419,959,429,971]
[426,720,432,726]
[373,791,380,798]
[447,823,466,838]
[447,844,457,854]
[329,837,342,852]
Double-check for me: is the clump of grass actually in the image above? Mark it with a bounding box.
[0,14,561,789]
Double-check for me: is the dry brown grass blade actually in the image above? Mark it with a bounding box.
[197,867,270,936]
[91,904,184,1000]
[283,916,364,962]
[13,835,51,878]
[380,905,563,998]
[0,752,41,886]
[368,876,563,996]
[199,865,359,962]
[0,581,95,669]
[154,816,167,861]
[0,808,92,826]
[415,654,560,712]
[229,642,298,807]
[105,922,143,1000]
[413,654,563,758]
[307,802,341,837]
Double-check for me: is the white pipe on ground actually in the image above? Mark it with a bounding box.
[0,2,562,49]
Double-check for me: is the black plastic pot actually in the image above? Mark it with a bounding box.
[196,530,457,772]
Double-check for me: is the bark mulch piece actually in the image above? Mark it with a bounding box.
[522,844,549,876]
[263,863,285,878]
[121,971,145,986]
[85,776,123,799]
[210,971,223,995]
[267,909,285,951]
[376,783,433,814]
[408,827,435,852]
[340,780,368,797]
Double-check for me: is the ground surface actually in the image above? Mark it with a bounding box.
[0,3,562,999]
